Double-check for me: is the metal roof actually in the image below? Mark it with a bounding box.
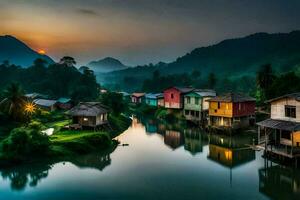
[33,99,57,107]
[57,98,71,104]
[257,119,300,131]
[187,89,216,97]
[145,93,164,99]
[206,93,255,103]
[266,93,300,103]
[131,93,145,98]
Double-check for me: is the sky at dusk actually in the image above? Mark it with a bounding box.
[1,0,300,66]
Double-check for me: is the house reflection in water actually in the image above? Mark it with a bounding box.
[259,165,300,199]
[164,130,183,150]
[145,119,158,134]
[131,117,144,129]
[184,129,207,155]
[207,134,255,168]
[72,153,112,171]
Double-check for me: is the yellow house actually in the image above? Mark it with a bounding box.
[207,93,256,129]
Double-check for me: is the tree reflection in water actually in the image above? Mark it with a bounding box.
[1,163,51,191]
[0,151,112,191]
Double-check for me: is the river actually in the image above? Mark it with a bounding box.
[0,117,299,200]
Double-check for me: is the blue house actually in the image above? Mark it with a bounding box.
[145,93,164,107]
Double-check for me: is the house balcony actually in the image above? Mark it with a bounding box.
[280,138,292,146]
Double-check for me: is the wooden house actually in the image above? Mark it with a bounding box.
[183,89,216,123]
[33,99,57,111]
[163,87,194,109]
[207,93,256,129]
[68,102,109,129]
[257,93,300,159]
[131,93,145,104]
[145,93,164,107]
[57,98,73,110]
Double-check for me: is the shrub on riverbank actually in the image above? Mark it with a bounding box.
[1,123,50,162]
[0,114,131,167]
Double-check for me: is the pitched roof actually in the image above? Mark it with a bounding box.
[206,93,255,103]
[145,93,164,99]
[188,89,216,97]
[57,97,71,104]
[164,86,194,94]
[25,93,48,99]
[68,102,109,117]
[257,119,300,131]
[266,93,300,103]
[131,93,145,98]
[33,99,57,107]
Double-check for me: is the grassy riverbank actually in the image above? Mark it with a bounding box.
[0,114,131,167]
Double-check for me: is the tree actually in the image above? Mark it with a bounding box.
[0,83,26,121]
[99,92,125,115]
[208,73,217,89]
[256,64,276,99]
[59,56,76,67]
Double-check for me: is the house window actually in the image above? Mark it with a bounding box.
[195,97,199,105]
[191,110,195,116]
[218,102,221,109]
[171,93,174,99]
[83,117,88,121]
[285,105,296,118]
[187,97,191,104]
[196,111,200,117]
[185,110,189,115]
[281,131,291,140]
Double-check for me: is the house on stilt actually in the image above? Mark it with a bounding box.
[257,93,300,161]
[68,102,109,129]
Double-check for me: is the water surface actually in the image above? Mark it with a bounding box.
[0,117,299,200]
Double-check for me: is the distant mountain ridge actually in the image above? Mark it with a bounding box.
[99,30,300,90]
[87,57,128,73]
[0,35,54,67]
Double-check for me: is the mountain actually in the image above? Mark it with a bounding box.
[87,57,128,73]
[0,35,54,67]
[99,31,300,90]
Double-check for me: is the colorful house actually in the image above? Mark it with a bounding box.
[183,89,216,122]
[257,93,300,159]
[207,93,256,129]
[163,87,194,109]
[145,93,164,107]
[57,98,73,110]
[131,93,145,104]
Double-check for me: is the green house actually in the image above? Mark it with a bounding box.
[145,93,164,107]
[183,89,216,122]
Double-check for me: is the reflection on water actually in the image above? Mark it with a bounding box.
[208,134,255,168]
[0,117,299,199]
[1,163,51,191]
[259,165,300,200]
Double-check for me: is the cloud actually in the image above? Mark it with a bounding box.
[76,8,98,16]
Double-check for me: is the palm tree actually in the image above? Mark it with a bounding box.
[59,56,76,67]
[0,83,26,121]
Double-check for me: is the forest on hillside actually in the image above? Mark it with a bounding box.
[0,57,99,102]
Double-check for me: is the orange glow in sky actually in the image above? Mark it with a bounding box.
[38,50,46,55]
